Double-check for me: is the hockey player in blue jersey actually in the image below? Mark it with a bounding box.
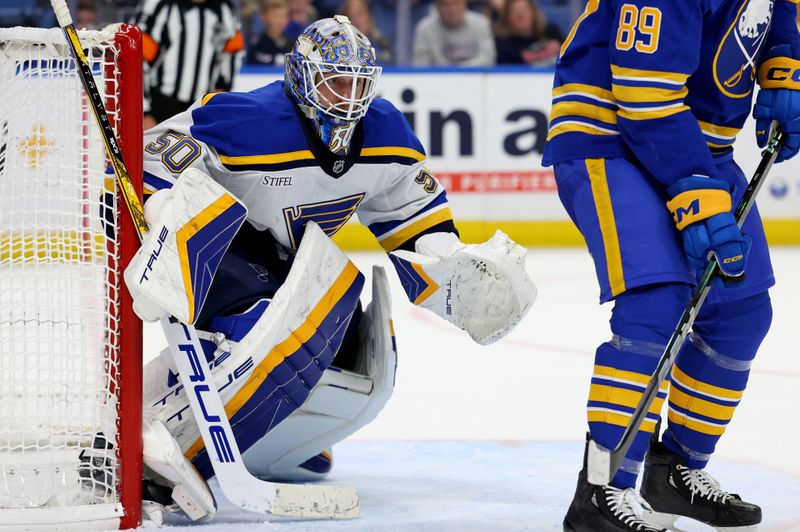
[542,0,800,530]
[122,15,536,521]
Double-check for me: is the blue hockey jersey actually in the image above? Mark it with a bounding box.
[542,0,800,186]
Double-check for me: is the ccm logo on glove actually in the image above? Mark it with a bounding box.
[759,57,800,90]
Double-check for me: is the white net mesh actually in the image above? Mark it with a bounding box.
[0,27,124,520]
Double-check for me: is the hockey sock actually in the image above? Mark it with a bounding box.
[663,290,772,469]
[588,283,691,489]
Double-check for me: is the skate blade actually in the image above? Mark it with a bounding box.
[643,510,684,532]
[645,510,761,532]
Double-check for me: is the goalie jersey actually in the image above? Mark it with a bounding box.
[542,0,800,186]
[141,80,457,252]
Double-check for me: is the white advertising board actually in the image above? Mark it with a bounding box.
[235,70,800,244]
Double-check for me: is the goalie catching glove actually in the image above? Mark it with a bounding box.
[389,231,536,345]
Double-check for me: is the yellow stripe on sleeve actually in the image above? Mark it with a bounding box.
[586,159,626,297]
[697,120,741,139]
[379,207,454,251]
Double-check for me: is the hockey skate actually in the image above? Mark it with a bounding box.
[564,437,666,532]
[640,441,761,531]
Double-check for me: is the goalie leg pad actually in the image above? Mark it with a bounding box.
[143,222,365,479]
[242,265,398,481]
[142,418,216,521]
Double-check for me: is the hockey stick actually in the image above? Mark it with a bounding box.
[50,0,359,519]
[586,126,785,486]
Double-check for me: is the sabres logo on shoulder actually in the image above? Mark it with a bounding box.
[714,0,773,98]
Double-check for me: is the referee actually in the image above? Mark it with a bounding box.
[134,0,245,129]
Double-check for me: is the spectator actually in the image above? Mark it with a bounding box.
[247,0,294,65]
[134,0,245,129]
[412,0,495,66]
[494,0,563,66]
[75,0,98,30]
[285,0,318,39]
[339,0,392,65]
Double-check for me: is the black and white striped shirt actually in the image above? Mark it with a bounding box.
[134,0,244,115]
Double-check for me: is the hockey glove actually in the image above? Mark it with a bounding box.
[754,45,800,162]
[389,231,536,345]
[666,176,751,280]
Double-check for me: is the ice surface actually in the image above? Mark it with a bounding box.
[142,248,800,531]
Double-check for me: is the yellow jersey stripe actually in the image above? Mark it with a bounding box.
[219,150,315,166]
[360,146,426,161]
[611,65,690,84]
[184,261,362,461]
[379,207,455,251]
[552,82,615,102]
[546,123,619,141]
[617,105,689,121]
[672,365,744,401]
[697,120,741,140]
[612,84,688,104]
[550,101,618,125]
[176,194,238,323]
[586,159,626,297]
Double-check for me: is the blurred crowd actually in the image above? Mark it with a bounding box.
[0,0,573,67]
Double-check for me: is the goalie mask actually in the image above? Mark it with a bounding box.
[285,15,381,155]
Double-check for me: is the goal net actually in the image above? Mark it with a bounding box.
[0,24,142,530]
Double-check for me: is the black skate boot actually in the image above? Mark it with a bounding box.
[640,441,761,530]
[564,436,666,532]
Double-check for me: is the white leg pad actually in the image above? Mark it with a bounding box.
[142,418,217,521]
[243,265,397,480]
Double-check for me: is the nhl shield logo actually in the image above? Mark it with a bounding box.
[333,159,345,175]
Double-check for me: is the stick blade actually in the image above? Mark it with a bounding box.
[586,439,611,486]
[272,484,360,519]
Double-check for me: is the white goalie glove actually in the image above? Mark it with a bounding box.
[389,231,536,345]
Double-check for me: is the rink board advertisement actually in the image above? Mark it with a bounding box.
[236,69,800,247]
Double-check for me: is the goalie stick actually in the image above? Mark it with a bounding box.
[587,126,785,486]
[50,0,359,519]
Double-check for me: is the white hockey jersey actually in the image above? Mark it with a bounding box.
[142,81,456,252]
